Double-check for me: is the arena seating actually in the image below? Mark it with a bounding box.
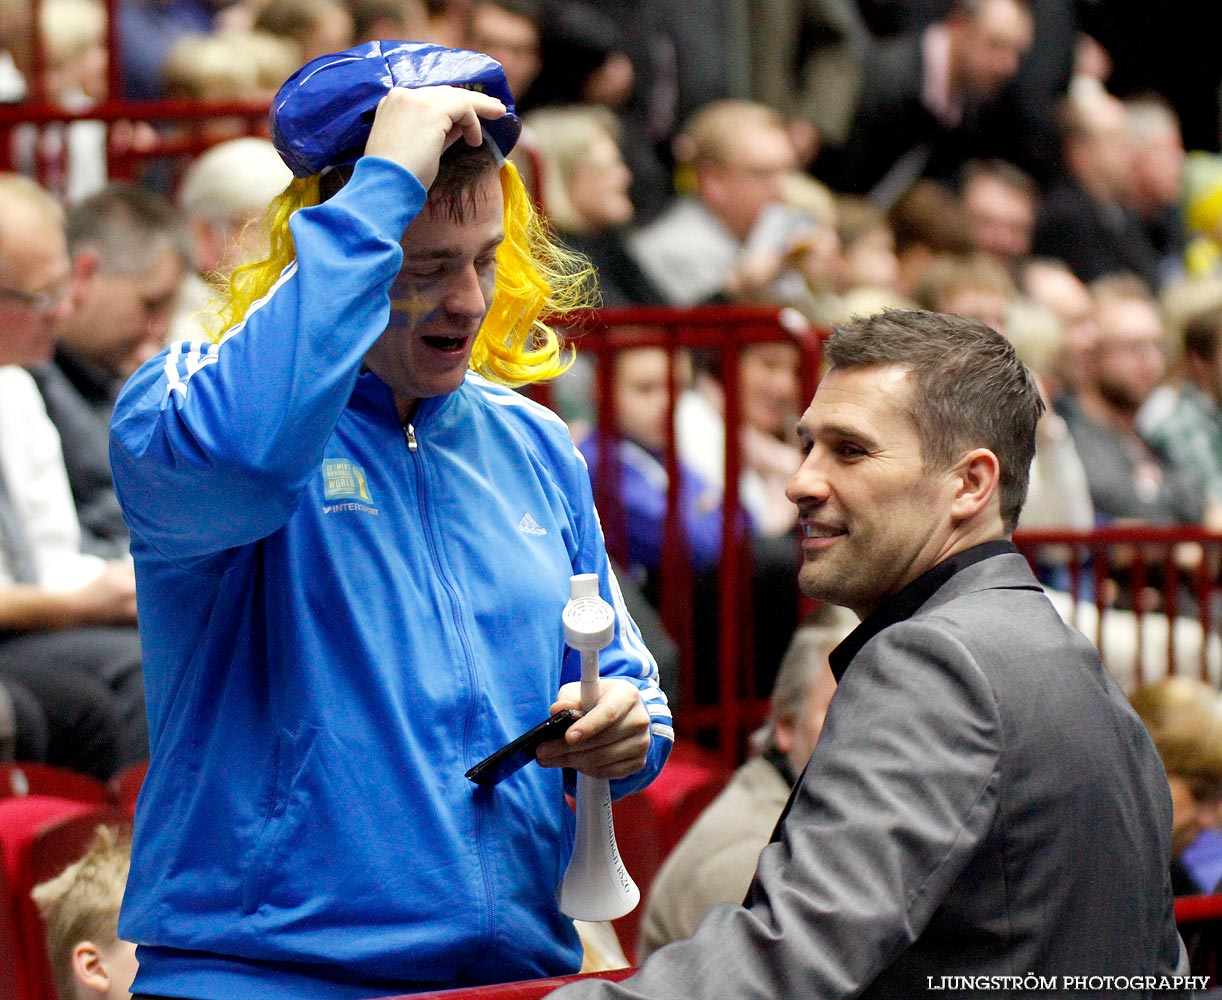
[0,763,109,805]
[1176,893,1222,987]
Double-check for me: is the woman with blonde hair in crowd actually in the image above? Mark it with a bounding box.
[523,104,661,306]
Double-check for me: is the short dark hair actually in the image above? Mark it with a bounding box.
[1183,306,1222,364]
[960,157,1039,203]
[469,0,542,28]
[66,182,186,275]
[320,138,500,222]
[826,309,1043,532]
[888,180,973,255]
[429,139,501,222]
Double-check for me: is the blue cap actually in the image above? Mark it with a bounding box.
[270,40,522,178]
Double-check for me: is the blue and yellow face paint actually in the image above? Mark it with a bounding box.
[215,158,591,388]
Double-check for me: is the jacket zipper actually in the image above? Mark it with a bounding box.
[401,417,496,947]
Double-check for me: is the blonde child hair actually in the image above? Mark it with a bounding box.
[31,825,132,1000]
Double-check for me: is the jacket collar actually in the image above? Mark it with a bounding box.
[349,369,458,427]
[828,540,1039,681]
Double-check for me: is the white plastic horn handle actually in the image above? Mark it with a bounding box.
[557,574,640,921]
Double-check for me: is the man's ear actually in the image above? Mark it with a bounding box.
[949,447,1000,522]
[71,940,110,996]
[772,716,794,758]
[71,247,102,285]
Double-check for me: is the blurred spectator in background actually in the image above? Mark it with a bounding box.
[1183,153,1222,282]
[1139,304,1222,530]
[1077,1,1222,157]
[677,340,803,544]
[348,0,427,44]
[464,0,540,103]
[120,0,222,99]
[1020,257,1099,415]
[39,0,107,112]
[676,334,806,695]
[524,2,634,114]
[171,137,292,343]
[10,0,158,207]
[1032,83,1161,292]
[832,195,902,299]
[958,157,1038,276]
[886,178,973,299]
[1003,295,1094,538]
[254,0,354,64]
[162,29,299,143]
[915,249,1014,335]
[637,607,854,960]
[163,31,298,103]
[730,171,841,325]
[1124,94,1187,286]
[815,0,1033,202]
[577,0,733,224]
[32,184,187,561]
[420,0,468,47]
[578,346,725,588]
[37,0,107,199]
[31,825,137,1000]
[1064,274,1203,529]
[740,0,871,154]
[1130,677,1222,896]
[915,252,1094,545]
[628,100,798,307]
[0,0,28,100]
[0,173,146,779]
[524,105,661,307]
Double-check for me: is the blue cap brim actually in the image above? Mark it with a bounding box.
[271,40,522,178]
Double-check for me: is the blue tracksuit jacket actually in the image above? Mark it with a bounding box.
[109,155,672,999]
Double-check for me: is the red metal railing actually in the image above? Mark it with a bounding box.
[0,0,271,194]
[1013,525,1222,691]
[551,305,823,768]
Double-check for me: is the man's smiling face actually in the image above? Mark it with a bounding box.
[786,364,959,619]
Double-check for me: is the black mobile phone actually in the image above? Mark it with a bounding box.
[465,709,582,786]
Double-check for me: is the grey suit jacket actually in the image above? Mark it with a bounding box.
[551,551,1186,999]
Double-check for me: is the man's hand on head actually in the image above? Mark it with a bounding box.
[537,679,652,780]
[364,86,507,190]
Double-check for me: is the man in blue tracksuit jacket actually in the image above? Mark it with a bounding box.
[108,43,672,999]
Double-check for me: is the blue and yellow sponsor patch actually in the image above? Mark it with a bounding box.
[323,459,372,502]
[322,459,379,515]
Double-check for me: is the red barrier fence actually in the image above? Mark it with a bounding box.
[1176,893,1222,987]
[549,305,823,768]
[1013,525,1222,691]
[0,0,277,196]
[0,98,270,203]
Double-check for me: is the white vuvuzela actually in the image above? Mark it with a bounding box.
[557,573,640,922]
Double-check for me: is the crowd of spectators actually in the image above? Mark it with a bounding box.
[4,0,1222,924]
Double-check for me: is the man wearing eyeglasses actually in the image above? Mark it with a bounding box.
[31,183,187,562]
[0,172,149,779]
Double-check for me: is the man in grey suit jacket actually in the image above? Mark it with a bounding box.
[548,309,1188,998]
